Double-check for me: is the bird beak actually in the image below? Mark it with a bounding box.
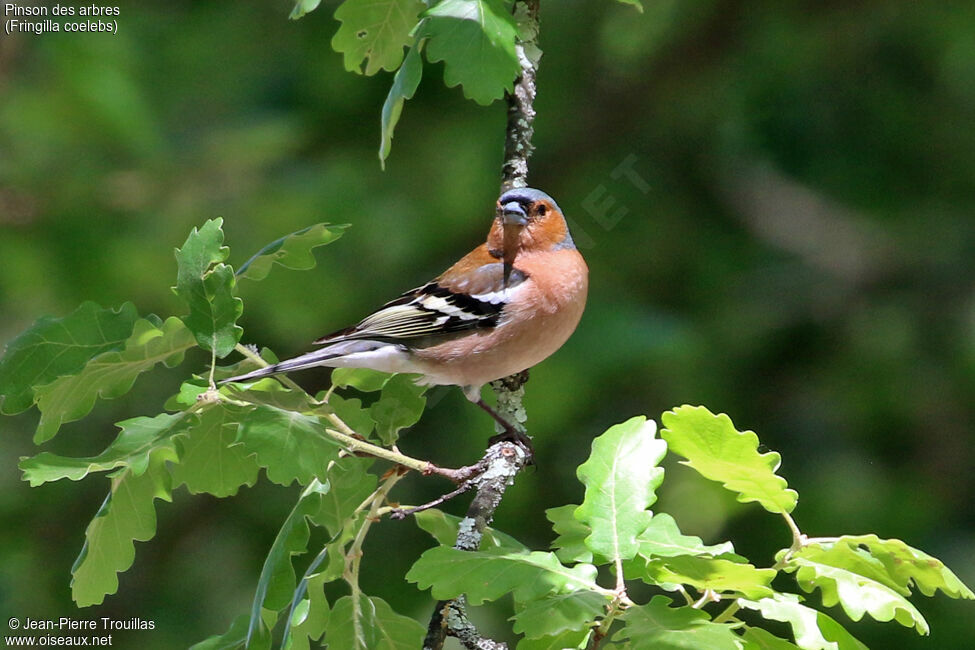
[501,201,528,226]
[498,202,527,288]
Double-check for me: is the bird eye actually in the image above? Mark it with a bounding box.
[536,204,547,216]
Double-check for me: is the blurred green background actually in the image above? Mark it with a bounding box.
[1,1,974,648]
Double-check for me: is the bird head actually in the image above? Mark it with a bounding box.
[491,188,575,284]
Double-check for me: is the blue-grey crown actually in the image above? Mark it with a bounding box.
[498,187,562,216]
[497,187,576,250]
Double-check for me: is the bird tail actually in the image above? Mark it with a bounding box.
[220,340,395,384]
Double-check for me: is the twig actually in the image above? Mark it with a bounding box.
[781,511,807,551]
[501,0,541,192]
[614,557,626,594]
[423,441,531,649]
[389,481,475,520]
[232,343,449,477]
[712,601,741,625]
[691,589,720,609]
[345,470,407,642]
[587,586,632,650]
[207,346,218,389]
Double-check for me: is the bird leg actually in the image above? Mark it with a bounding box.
[475,397,534,457]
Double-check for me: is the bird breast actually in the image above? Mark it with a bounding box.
[412,248,588,389]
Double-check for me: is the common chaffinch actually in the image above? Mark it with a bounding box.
[224,187,588,443]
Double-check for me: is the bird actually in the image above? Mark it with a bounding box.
[222,187,588,448]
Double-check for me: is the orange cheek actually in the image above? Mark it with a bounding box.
[523,215,567,249]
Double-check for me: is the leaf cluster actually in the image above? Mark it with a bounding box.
[0,220,417,641]
[288,0,640,165]
[408,408,974,649]
[1,221,971,649]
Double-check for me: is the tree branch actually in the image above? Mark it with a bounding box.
[432,598,509,650]
[424,3,543,647]
[494,0,541,451]
[423,441,530,650]
[501,0,541,192]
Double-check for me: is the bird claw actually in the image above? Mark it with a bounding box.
[474,397,535,462]
[487,428,535,464]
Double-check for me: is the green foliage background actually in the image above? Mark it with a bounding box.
[0,1,973,647]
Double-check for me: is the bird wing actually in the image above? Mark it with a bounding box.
[314,263,527,345]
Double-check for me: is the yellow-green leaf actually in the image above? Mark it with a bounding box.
[661,405,798,514]
[638,555,777,599]
[575,416,666,562]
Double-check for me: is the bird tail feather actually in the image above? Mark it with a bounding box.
[220,340,391,384]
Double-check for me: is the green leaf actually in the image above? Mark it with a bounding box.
[831,535,974,600]
[661,405,798,514]
[407,547,599,605]
[787,556,928,633]
[738,594,868,650]
[176,218,228,284]
[324,595,425,650]
[165,379,209,410]
[379,41,424,167]
[169,404,261,497]
[614,595,741,650]
[331,0,425,75]
[70,445,176,607]
[283,570,330,650]
[413,509,466,547]
[636,513,736,559]
[224,378,323,414]
[21,412,190,486]
[785,540,908,596]
[289,0,321,20]
[575,416,666,562]
[31,317,195,442]
[329,394,375,439]
[331,367,392,392]
[416,0,521,105]
[0,301,139,415]
[236,405,343,486]
[236,223,347,281]
[369,373,426,445]
[307,457,377,536]
[516,629,591,650]
[614,0,644,13]
[246,480,331,646]
[174,219,243,358]
[190,614,250,650]
[637,555,776,599]
[740,627,802,650]
[212,347,278,383]
[414,508,529,552]
[512,591,609,639]
[546,504,593,564]
[193,264,243,358]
